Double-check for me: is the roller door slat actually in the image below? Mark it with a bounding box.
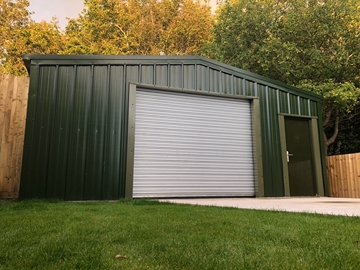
[133,89,255,197]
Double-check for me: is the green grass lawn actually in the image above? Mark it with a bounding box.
[1,200,360,270]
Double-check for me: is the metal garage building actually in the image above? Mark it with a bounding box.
[19,55,327,200]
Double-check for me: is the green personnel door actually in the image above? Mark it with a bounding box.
[285,117,316,196]
[280,115,324,197]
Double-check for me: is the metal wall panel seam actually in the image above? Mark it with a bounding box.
[138,64,142,83]
[219,70,222,93]
[82,65,94,200]
[120,64,128,197]
[115,66,124,198]
[270,89,284,196]
[63,65,77,200]
[152,64,156,85]
[95,66,108,198]
[276,89,280,113]
[286,92,291,114]
[80,66,92,199]
[194,64,197,90]
[44,65,59,198]
[242,79,246,96]
[101,65,111,199]
[264,85,275,195]
[265,86,274,195]
[60,67,74,198]
[181,63,184,89]
[206,66,209,92]
[265,86,272,142]
[167,63,170,87]
[65,64,82,200]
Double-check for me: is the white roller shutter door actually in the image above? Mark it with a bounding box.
[132,89,255,198]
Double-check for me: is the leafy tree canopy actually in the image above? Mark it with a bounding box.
[4,19,64,75]
[206,0,360,154]
[0,0,64,75]
[63,0,213,55]
[1,0,213,75]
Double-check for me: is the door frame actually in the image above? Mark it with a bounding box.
[125,83,264,199]
[279,114,324,197]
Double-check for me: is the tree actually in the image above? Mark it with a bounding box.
[327,107,360,155]
[298,80,360,154]
[1,0,213,75]
[0,0,64,76]
[0,0,32,74]
[206,0,360,155]
[63,0,213,55]
[4,19,64,75]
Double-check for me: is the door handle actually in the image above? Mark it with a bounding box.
[286,151,293,162]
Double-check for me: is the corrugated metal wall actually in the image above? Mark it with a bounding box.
[19,55,325,200]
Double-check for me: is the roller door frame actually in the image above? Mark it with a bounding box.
[125,83,264,198]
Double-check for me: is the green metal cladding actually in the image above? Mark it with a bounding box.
[19,54,326,200]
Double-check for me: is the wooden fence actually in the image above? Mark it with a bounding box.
[0,74,29,199]
[327,153,360,198]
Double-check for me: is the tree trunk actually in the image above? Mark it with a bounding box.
[323,108,339,156]
[323,132,329,156]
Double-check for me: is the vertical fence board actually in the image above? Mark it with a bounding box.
[327,156,334,197]
[334,156,339,197]
[0,74,29,199]
[340,155,346,196]
[327,153,360,198]
[351,154,359,198]
[348,154,354,197]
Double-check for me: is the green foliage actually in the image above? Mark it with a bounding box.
[0,0,31,42]
[0,0,32,75]
[209,0,360,85]
[207,0,360,153]
[63,0,213,55]
[4,20,64,76]
[328,120,360,154]
[298,80,360,113]
[0,0,64,76]
[0,0,213,75]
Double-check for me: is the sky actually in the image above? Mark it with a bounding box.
[28,0,84,29]
[28,0,218,30]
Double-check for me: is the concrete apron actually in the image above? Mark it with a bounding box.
[160,197,360,217]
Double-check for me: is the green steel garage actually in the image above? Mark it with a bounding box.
[19,55,327,200]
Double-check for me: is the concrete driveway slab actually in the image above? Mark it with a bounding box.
[161,197,360,217]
